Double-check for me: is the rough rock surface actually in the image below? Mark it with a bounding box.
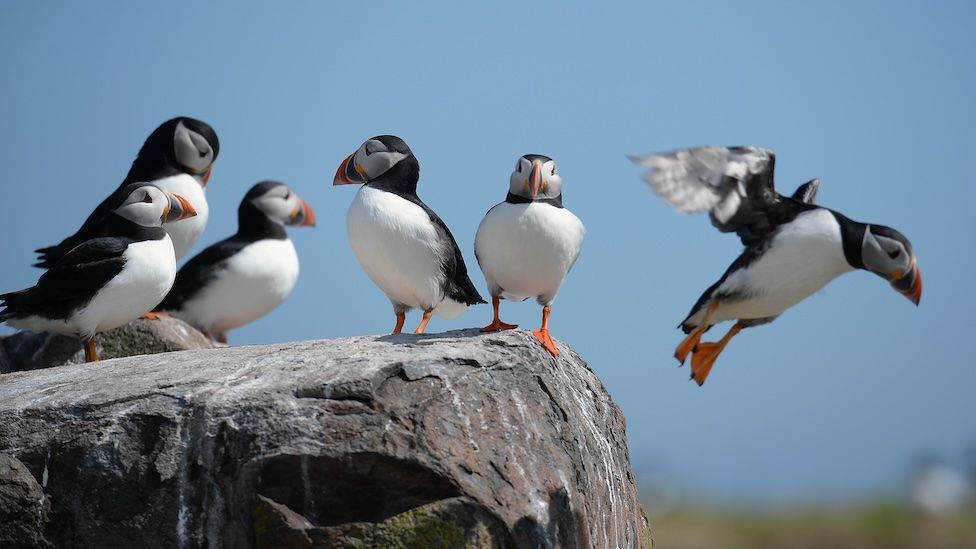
[0,316,214,373]
[0,454,51,549]
[0,329,651,548]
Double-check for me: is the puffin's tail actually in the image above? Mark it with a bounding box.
[450,273,487,306]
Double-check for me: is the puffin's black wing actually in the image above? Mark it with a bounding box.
[156,236,249,311]
[3,237,129,322]
[396,193,485,306]
[630,146,809,245]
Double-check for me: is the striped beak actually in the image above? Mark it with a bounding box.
[333,153,365,186]
[289,198,317,227]
[890,258,922,306]
[163,192,197,223]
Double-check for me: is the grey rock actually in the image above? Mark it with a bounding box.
[0,316,214,373]
[0,329,652,548]
[0,454,52,549]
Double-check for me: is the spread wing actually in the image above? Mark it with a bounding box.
[630,146,805,245]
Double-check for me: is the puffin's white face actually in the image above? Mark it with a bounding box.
[114,185,197,227]
[173,120,217,182]
[861,225,922,305]
[252,183,316,227]
[509,155,563,201]
[333,135,412,185]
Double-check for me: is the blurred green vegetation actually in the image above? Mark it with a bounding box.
[648,504,976,549]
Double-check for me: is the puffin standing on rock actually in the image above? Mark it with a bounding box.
[630,146,922,385]
[34,116,219,268]
[333,135,485,334]
[1,184,197,362]
[475,154,585,356]
[155,181,316,343]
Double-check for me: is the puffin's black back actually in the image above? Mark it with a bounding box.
[33,117,218,269]
[157,181,288,312]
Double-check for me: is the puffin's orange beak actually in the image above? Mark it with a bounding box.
[333,153,364,186]
[297,199,316,227]
[891,259,922,306]
[528,161,542,200]
[163,192,197,222]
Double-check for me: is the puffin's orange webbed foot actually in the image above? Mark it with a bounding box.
[689,342,722,386]
[481,319,518,333]
[687,321,743,386]
[481,296,518,332]
[675,330,703,364]
[140,311,169,320]
[532,328,560,357]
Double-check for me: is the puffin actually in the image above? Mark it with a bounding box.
[629,146,922,385]
[333,135,485,334]
[1,184,197,362]
[34,116,219,267]
[474,154,585,356]
[155,181,316,343]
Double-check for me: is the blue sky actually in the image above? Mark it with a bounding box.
[2,1,974,505]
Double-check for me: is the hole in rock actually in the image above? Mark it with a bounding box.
[256,452,461,527]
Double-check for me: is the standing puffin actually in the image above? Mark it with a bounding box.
[474,154,585,356]
[629,146,922,385]
[34,116,219,267]
[155,181,316,343]
[1,184,197,362]
[333,135,485,334]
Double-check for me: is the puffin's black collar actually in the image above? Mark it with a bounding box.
[505,192,563,208]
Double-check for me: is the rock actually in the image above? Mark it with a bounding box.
[0,454,52,549]
[0,329,652,548]
[0,316,214,373]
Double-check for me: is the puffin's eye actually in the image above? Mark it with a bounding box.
[888,248,901,259]
[551,165,557,176]
[284,190,291,200]
[142,191,154,203]
[364,143,373,156]
[516,162,522,173]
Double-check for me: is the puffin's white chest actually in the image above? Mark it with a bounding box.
[152,173,208,259]
[475,202,584,303]
[176,239,300,334]
[346,186,448,312]
[715,208,854,321]
[75,235,178,336]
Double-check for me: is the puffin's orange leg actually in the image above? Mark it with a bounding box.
[481,296,518,332]
[689,322,743,386]
[532,305,559,357]
[84,338,99,362]
[674,301,718,364]
[414,309,433,334]
[392,312,406,334]
[140,311,169,320]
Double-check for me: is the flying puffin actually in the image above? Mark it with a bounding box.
[155,181,316,343]
[629,146,922,386]
[474,154,585,356]
[333,135,485,334]
[34,116,219,267]
[1,184,197,362]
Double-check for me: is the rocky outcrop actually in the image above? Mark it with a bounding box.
[0,329,652,548]
[0,316,213,373]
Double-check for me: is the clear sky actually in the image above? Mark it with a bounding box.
[1,1,974,506]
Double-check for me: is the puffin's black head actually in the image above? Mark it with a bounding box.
[112,183,197,227]
[509,154,563,201]
[333,135,415,186]
[131,117,220,185]
[860,224,922,305]
[242,181,316,227]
